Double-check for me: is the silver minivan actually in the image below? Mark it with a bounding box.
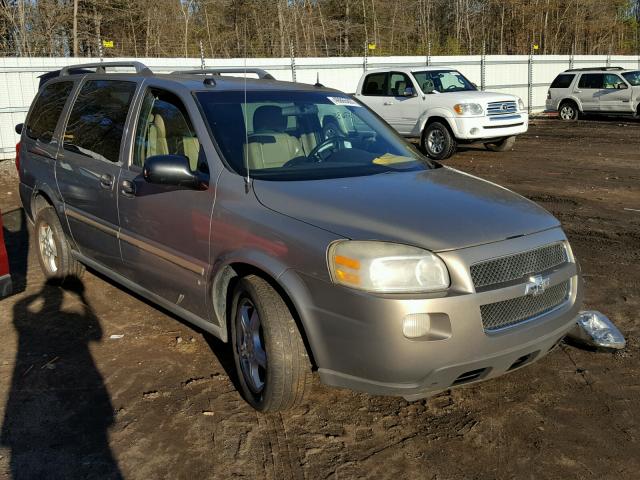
[18,62,583,412]
[547,67,640,120]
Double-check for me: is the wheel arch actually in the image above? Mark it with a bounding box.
[210,260,318,368]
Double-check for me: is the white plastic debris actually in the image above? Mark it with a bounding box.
[567,311,626,350]
[109,334,124,340]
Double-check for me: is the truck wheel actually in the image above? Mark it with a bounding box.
[559,101,579,121]
[230,275,312,412]
[485,135,516,152]
[422,122,457,160]
[34,206,84,282]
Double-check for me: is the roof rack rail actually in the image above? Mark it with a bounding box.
[60,61,152,76]
[564,66,624,72]
[173,67,275,80]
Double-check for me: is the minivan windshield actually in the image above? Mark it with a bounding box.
[412,70,476,93]
[196,90,437,181]
[622,71,640,86]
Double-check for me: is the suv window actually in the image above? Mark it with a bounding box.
[133,88,201,170]
[25,81,74,143]
[578,73,604,89]
[389,72,413,96]
[550,74,575,89]
[362,73,387,96]
[63,80,137,163]
[603,74,625,89]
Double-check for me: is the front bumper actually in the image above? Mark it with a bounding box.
[453,113,529,141]
[287,227,582,400]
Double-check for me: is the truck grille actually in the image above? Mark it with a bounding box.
[471,243,568,289]
[480,280,571,332]
[487,100,518,116]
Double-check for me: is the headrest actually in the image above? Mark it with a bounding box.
[364,81,379,94]
[152,114,166,135]
[253,105,287,133]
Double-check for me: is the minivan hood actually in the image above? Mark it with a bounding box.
[253,168,559,252]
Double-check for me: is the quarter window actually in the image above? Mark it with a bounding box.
[133,88,201,170]
[63,80,136,163]
[25,81,73,143]
[550,74,575,89]
[577,74,604,89]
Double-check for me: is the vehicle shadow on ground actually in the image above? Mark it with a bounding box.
[0,278,123,480]
[2,208,29,294]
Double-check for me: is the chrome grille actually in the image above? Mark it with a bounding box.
[471,243,568,289]
[481,280,570,332]
[487,100,518,116]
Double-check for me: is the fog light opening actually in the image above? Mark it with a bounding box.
[402,313,431,338]
[567,310,626,350]
[470,127,479,135]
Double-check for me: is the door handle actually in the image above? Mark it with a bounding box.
[383,101,395,105]
[121,180,136,197]
[100,174,113,189]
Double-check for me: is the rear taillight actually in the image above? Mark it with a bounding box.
[15,142,21,172]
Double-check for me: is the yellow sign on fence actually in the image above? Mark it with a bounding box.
[368,43,376,50]
[102,40,114,48]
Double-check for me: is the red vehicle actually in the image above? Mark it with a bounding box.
[0,210,12,298]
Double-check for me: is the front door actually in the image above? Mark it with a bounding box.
[117,86,214,319]
[598,74,633,112]
[56,79,138,269]
[383,72,423,135]
[575,73,603,112]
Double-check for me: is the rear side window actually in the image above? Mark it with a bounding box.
[362,73,387,96]
[578,74,604,89]
[550,74,574,89]
[25,81,73,143]
[63,80,137,163]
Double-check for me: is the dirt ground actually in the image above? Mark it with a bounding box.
[0,118,639,480]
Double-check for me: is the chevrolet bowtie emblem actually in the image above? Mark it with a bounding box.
[525,275,550,296]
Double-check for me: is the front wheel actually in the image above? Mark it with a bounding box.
[421,122,457,160]
[484,135,516,152]
[230,275,312,412]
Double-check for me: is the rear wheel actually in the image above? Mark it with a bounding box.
[484,135,516,152]
[559,101,579,121]
[422,122,457,160]
[34,206,84,282]
[230,275,312,412]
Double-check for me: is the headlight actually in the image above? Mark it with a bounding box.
[518,98,525,111]
[328,241,450,293]
[453,103,483,116]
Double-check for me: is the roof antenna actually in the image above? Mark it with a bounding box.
[314,72,324,87]
[242,22,251,193]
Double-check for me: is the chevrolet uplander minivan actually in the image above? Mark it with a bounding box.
[16,62,583,412]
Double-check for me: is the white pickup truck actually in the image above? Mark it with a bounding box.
[351,67,528,160]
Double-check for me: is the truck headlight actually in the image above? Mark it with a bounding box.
[518,98,525,111]
[453,103,483,116]
[328,241,450,293]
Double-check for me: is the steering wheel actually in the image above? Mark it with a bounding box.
[306,135,347,163]
[445,84,458,91]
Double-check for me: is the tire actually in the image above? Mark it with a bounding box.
[558,101,579,121]
[230,275,312,412]
[421,121,457,160]
[34,206,84,282]
[484,135,516,152]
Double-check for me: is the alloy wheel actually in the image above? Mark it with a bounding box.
[235,298,267,393]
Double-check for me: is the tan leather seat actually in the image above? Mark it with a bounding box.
[147,114,169,157]
[244,105,303,169]
[182,136,199,170]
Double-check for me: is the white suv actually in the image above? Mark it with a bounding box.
[546,67,640,121]
[354,66,528,160]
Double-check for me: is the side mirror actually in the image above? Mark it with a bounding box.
[617,83,628,90]
[143,154,208,190]
[403,87,416,97]
[15,123,23,135]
